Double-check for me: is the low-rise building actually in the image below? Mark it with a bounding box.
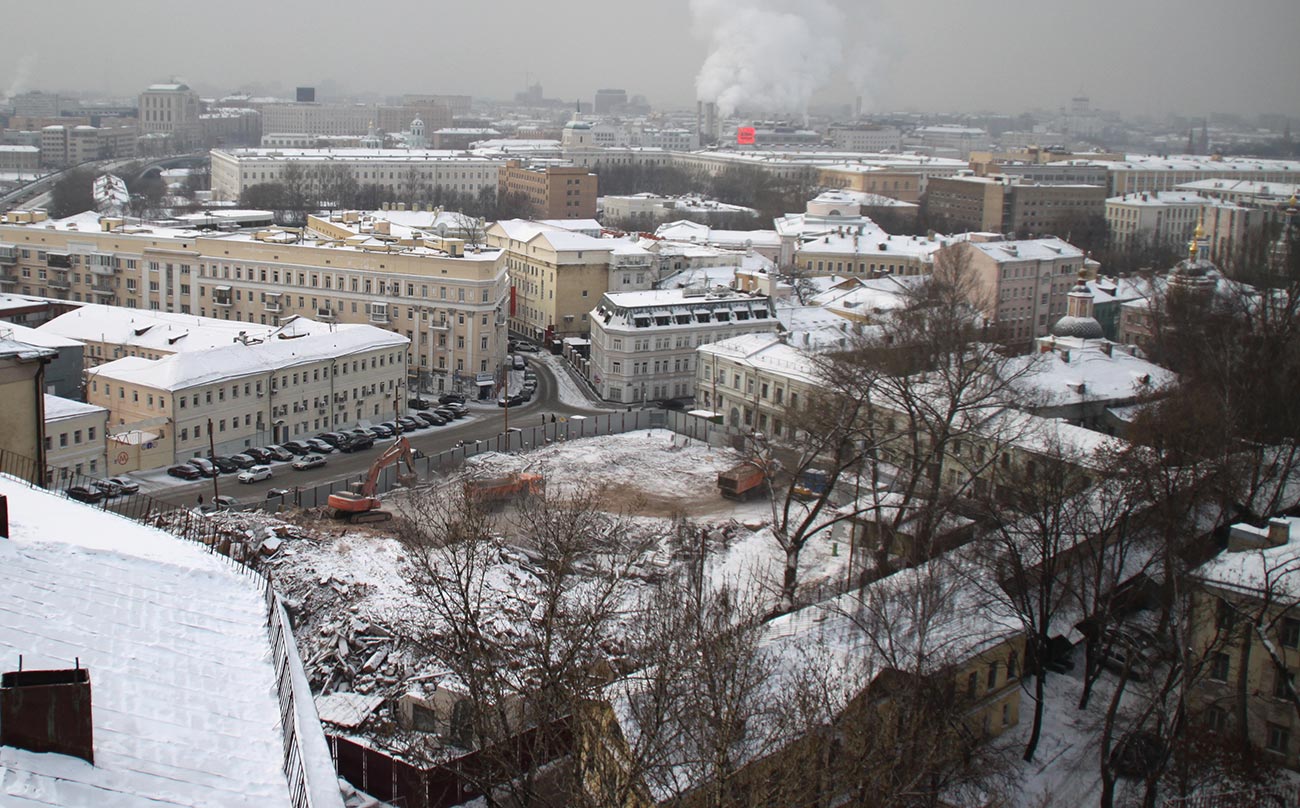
[776,212,947,277]
[0,144,40,172]
[0,337,56,483]
[925,174,1107,237]
[85,323,409,466]
[43,394,107,483]
[1190,516,1300,770]
[589,288,777,403]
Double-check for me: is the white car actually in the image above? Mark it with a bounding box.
[237,464,272,484]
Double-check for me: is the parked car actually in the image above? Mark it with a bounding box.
[107,476,139,495]
[201,495,238,513]
[243,447,272,463]
[417,411,447,427]
[433,406,458,421]
[89,478,124,498]
[305,438,335,454]
[497,393,526,407]
[439,393,466,405]
[229,453,257,469]
[292,454,327,471]
[370,424,394,438]
[266,487,290,500]
[443,402,469,417]
[187,457,219,477]
[167,464,203,481]
[519,387,534,401]
[237,465,273,484]
[66,485,105,504]
[210,456,242,474]
[349,427,378,440]
[514,341,541,353]
[318,432,350,448]
[281,440,313,456]
[398,416,424,431]
[407,397,432,410]
[265,445,295,462]
[512,355,526,370]
[379,421,401,435]
[339,434,374,453]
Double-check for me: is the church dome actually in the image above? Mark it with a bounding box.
[1051,314,1104,340]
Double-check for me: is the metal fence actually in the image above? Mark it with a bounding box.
[1162,785,1300,808]
[0,448,321,808]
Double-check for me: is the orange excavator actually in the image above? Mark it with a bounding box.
[327,436,418,523]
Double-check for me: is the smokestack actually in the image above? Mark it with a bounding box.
[1,663,94,764]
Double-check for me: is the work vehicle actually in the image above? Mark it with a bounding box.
[326,437,418,523]
[464,472,545,506]
[717,462,768,500]
[792,469,831,500]
[292,454,327,471]
[107,476,139,494]
[238,465,273,484]
[66,485,105,504]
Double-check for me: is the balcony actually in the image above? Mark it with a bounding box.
[0,271,17,286]
[264,296,283,314]
[317,308,337,323]
[213,285,233,308]
[368,306,389,324]
[47,278,70,291]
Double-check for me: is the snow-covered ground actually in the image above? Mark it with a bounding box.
[533,351,615,410]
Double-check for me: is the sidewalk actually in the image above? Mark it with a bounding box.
[535,351,618,410]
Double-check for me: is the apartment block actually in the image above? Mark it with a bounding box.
[952,238,1097,345]
[138,83,201,148]
[925,174,1107,236]
[497,160,598,220]
[0,209,510,399]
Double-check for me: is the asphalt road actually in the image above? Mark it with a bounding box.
[151,353,613,509]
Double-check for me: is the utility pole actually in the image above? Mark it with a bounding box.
[207,418,219,503]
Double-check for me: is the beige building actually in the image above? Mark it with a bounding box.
[1190,517,1300,769]
[43,394,108,484]
[0,338,55,483]
[487,219,614,343]
[0,209,510,398]
[925,174,1107,236]
[87,324,408,466]
[955,238,1097,345]
[138,83,201,148]
[498,160,598,220]
[1104,191,1213,251]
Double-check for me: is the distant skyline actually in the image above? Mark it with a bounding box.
[4,0,1298,120]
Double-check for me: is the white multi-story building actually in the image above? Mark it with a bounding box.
[1105,191,1215,251]
[210,148,501,202]
[43,394,108,483]
[696,334,820,436]
[588,287,778,403]
[827,125,903,153]
[86,323,409,465]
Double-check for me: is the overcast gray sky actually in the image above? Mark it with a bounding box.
[7,0,1298,119]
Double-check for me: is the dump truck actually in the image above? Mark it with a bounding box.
[792,469,831,500]
[717,462,767,500]
[465,472,545,506]
[327,437,417,523]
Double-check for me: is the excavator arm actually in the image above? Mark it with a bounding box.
[360,436,418,497]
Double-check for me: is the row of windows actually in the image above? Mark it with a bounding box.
[44,426,97,450]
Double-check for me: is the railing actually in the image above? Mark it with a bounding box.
[0,448,326,808]
[1163,785,1300,808]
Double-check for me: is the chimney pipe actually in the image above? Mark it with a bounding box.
[1267,518,1291,548]
[1,664,94,764]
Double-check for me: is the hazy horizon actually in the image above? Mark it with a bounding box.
[5,0,1298,120]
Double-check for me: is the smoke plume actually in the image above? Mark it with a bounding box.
[690,0,853,117]
[4,53,36,100]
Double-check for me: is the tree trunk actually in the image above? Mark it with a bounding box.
[781,542,801,612]
[1023,669,1046,761]
[1078,636,1097,710]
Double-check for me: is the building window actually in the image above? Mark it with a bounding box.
[1282,618,1300,649]
[987,662,998,690]
[1266,723,1290,755]
[967,671,978,699]
[1274,666,1294,700]
[1209,652,1230,682]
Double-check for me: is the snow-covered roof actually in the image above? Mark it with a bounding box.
[89,325,408,392]
[44,394,105,422]
[40,306,340,355]
[0,321,82,349]
[0,478,298,806]
[697,334,823,385]
[968,238,1085,263]
[1105,191,1213,206]
[653,220,780,249]
[1005,341,1175,407]
[0,337,56,363]
[1196,517,1300,599]
[217,147,497,164]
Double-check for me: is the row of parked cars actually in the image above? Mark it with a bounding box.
[498,368,539,408]
[164,396,471,482]
[65,476,141,504]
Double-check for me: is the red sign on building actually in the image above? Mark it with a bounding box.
[736,127,756,145]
